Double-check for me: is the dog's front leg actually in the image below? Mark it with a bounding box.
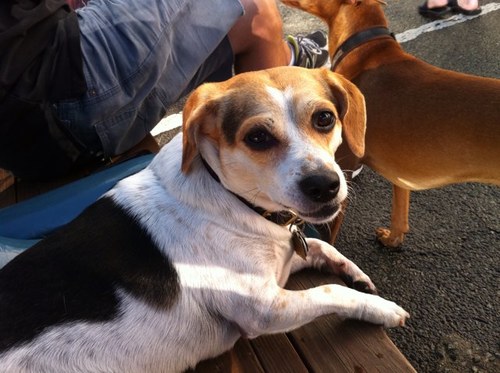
[376,185,411,248]
[232,282,409,339]
[290,237,377,294]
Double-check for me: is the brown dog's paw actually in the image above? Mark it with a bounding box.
[375,227,404,248]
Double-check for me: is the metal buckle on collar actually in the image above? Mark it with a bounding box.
[262,210,302,227]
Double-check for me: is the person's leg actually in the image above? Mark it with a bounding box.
[228,0,291,73]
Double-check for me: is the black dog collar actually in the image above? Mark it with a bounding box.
[200,157,300,225]
[331,27,396,71]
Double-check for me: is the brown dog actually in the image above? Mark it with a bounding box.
[283,0,500,247]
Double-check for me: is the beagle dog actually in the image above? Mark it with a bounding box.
[0,67,408,372]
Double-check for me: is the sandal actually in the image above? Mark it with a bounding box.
[448,0,481,15]
[418,2,451,19]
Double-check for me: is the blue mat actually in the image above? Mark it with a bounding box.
[0,154,154,267]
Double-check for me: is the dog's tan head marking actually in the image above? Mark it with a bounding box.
[181,90,220,174]
[181,66,366,223]
[220,89,275,146]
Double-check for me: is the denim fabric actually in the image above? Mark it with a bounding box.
[54,0,243,157]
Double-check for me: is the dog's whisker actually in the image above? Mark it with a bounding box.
[318,222,332,237]
[346,184,356,205]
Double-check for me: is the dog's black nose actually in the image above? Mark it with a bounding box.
[299,173,340,203]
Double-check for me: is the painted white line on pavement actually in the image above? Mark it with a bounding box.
[151,113,182,136]
[396,2,500,43]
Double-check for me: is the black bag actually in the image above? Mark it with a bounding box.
[0,1,88,180]
[0,95,84,180]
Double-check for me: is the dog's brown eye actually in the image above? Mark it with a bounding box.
[244,128,277,150]
[313,111,335,132]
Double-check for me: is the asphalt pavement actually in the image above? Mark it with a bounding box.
[279,1,499,372]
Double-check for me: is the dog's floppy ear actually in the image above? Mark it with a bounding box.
[323,70,366,158]
[181,85,221,174]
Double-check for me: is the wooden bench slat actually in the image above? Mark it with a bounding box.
[188,351,233,373]
[232,339,265,373]
[190,339,265,373]
[249,334,308,373]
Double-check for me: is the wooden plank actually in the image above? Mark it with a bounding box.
[190,339,264,373]
[249,334,308,373]
[322,319,415,373]
[188,351,234,373]
[286,270,416,373]
[231,339,265,373]
[191,332,309,373]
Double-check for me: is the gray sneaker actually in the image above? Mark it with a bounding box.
[287,30,329,68]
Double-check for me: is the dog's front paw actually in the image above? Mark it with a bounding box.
[361,294,410,328]
[342,275,378,295]
[306,238,378,294]
[376,227,405,248]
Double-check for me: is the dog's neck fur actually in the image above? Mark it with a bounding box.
[199,155,301,227]
[197,153,310,258]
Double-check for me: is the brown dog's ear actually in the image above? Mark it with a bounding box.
[323,70,366,158]
[181,85,221,174]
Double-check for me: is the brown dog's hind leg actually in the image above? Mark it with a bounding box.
[376,185,410,248]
